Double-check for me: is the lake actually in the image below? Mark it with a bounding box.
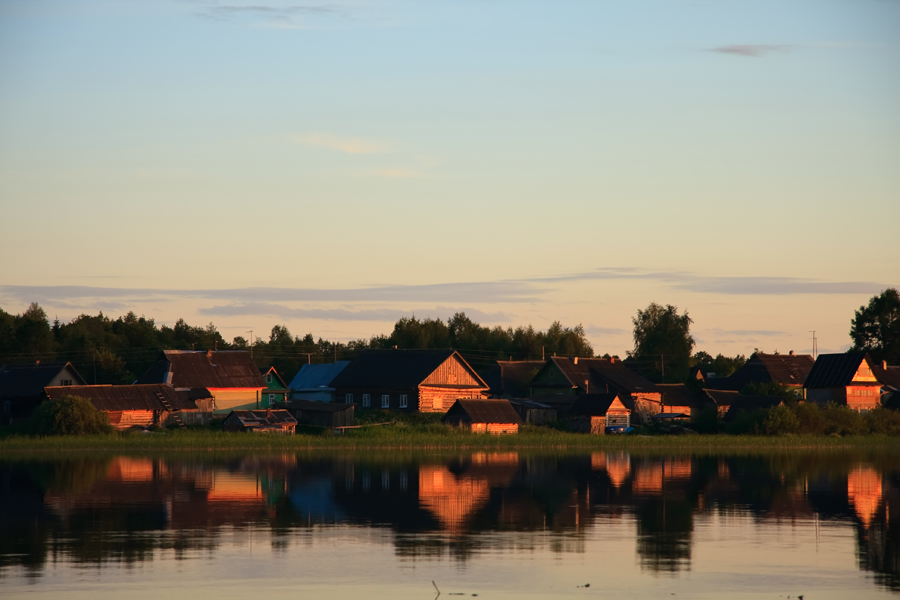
[2,450,898,599]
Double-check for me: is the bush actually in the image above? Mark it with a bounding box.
[762,405,801,435]
[31,396,114,436]
[865,407,900,435]
[820,403,865,436]
[793,402,827,435]
[691,405,719,434]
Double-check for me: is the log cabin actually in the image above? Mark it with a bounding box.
[136,350,265,414]
[714,351,814,391]
[804,352,883,411]
[0,361,87,424]
[43,384,214,429]
[330,349,488,413]
[442,399,522,434]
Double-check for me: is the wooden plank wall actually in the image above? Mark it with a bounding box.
[422,356,483,387]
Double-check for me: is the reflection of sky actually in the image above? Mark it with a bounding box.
[1,1,898,357]
[289,477,345,523]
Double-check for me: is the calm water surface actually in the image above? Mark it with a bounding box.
[2,450,899,599]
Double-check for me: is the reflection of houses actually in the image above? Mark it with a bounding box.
[288,361,350,402]
[848,466,883,528]
[44,384,214,429]
[0,361,86,423]
[331,349,489,412]
[137,350,265,414]
[804,352,882,411]
[418,454,520,533]
[443,399,522,434]
[632,458,692,496]
[530,357,663,416]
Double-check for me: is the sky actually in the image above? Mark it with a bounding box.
[0,0,898,357]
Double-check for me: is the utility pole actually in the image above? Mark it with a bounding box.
[660,353,665,383]
[810,331,817,360]
[246,331,254,358]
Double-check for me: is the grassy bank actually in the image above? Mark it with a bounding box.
[3,425,900,454]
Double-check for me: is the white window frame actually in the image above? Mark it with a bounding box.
[381,394,390,408]
[268,394,276,402]
[345,393,354,403]
[362,394,371,407]
[399,394,408,409]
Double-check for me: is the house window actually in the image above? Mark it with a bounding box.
[399,471,408,491]
[266,374,272,383]
[345,393,354,403]
[269,394,276,402]
[549,369,555,379]
[399,394,408,409]
[381,394,390,408]
[60,379,73,386]
[362,394,371,407]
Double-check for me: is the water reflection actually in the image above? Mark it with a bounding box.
[2,450,900,591]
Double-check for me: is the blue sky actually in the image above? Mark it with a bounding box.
[1,0,898,355]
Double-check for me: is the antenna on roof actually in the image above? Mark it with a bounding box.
[810,331,817,360]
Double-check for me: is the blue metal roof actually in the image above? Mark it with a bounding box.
[289,361,350,391]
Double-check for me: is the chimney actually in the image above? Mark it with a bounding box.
[207,349,213,358]
[885,360,889,369]
[573,357,578,365]
[789,350,794,356]
[609,357,615,364]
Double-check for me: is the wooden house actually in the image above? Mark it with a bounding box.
[804,352,883,411]
[222,409,297,434]
[482,360,545,399]
[288,361,350,402]
[283,400,355,428]
[715,351,814,392]
[136,350,265,414]
[530,357,663,417]
[874,362,900,409]
[330,349,489,413]
[0,361,86,423]
[43,384,215,429]
[567,393,631,434]
[442,399,522,434]
[259,366,290,406]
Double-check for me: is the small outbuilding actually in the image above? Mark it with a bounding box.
[222,409,297,434]
[568,393,631,434]
[508,398,557,425]
[443,399,522,434]
[282,400,355,429]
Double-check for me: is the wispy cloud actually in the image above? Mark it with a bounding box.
[198,302,511,322]
[289,132,388,154]
[359,168,426,178]
[196,3,346,24]
[707,328,785,337]
[709,44,793,57]
[585,326,628,337]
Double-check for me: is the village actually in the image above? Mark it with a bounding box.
[2,345,899,436]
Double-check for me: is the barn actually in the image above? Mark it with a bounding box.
[442,399,522,434]
[567,393,631,434]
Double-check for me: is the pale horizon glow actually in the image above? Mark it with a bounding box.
[1,0,898,357]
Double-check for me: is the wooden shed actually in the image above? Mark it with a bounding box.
[222,409,297,434]
[508,398,557,425]
[283,400,355,428]
[567,393,631,434]
[443,399,522,434]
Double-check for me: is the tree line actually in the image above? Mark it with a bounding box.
[2,287,895,386]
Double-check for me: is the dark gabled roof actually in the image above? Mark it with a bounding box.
[44,384,199,412]
[657,383,702,409]
[804,352,873,389]
[569,393,627,417]
[701,389,742,407]
[226,409,297,426]
[483,360,545,397]
[135,351,265,389]
[725,352,814,389]
[443,399,522,424]
[259,366,288,388]
[874,365,900,390]
[330,349,487,389]
[288,361,350,391]
[0,362,86,398]
[544,357,662,395]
